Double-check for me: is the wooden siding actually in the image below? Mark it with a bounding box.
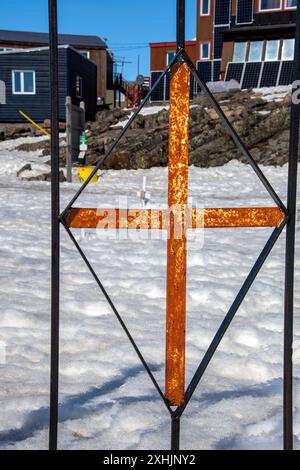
[67,48,97,121]
[0,42,109,101]
[150,43,198,71]
[0,47,97,123]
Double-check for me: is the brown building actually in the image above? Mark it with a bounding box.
[150,0,297,100]
[0,29,114,101]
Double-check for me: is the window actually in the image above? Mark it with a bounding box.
[200,0,210,15]
[248,41,264,61]
[282,38,295,60]
[233,42,247,62]
[265,40,280,61]
[259,0,281,10]
[0,80,6,104]
[166,51,176,65]
[200,42,210,60]
[76,76,83,98]
[285,0,297,8]
[12,71,35,94]
[80,51,90,59]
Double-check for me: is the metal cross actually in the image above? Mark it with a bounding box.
[64,61,284,407]
[49,0,299,451]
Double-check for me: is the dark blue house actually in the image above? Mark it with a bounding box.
[0,45,97,123]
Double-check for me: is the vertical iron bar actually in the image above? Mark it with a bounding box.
[49,0,60,451]
[283,3,300,451]
[171,415,180,451]
[176,0,185,51]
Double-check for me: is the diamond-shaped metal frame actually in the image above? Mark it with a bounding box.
[48,0,300,451]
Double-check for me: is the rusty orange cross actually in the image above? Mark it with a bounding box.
[65,63,285,406]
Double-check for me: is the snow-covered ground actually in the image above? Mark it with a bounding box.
[0,131,299,450]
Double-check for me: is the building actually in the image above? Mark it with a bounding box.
[0,46,97,122]
[149,0,297,101]
[0,29,113,102]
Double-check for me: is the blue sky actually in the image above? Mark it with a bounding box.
[1,0,197,80]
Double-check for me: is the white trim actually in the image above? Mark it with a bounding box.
[166,51,176,65]
[0,45,70,55]
[258,0,282,13]
[80,50,90,59]
[285,0,297,9]
[200,41,211,60]
[200,0,210,16]
[240,63,247,88]
[232,41,248,63]
[0,80,6,104]
[12,70,36,95]
[257,62,265,88]
[265,39,280,61]
[248,41,264,62]
[276,61,284,86]
[281,38,295,60]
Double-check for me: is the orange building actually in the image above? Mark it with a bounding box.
[150,0,297,100]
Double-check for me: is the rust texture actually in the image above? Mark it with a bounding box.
[65,208,167,230]
[191,207,285,229]
[165,62,191,406]
[66,207,285,230]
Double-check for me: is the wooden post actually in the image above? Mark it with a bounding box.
[165,61,190,406]
[65,96,72,183]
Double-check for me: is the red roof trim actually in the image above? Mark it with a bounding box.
[149,41,197,48]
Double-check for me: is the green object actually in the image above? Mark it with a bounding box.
[80,134,87,145]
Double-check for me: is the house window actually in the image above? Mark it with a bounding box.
[285,0,297,8]
[200,42,210,60]
[232,42,247,62]
[248,41,264,61]
[166,51,176,65]
[282,38,295,60]
[76,76,83,98]
[259,0,281,11]
[200,0,210,15]
[265,40,280,61]
[12,71,36,94]
[80,51,90,59]
[0,80,6,104]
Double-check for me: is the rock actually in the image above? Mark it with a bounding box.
[19,169,66,182]
[0,123,37,140]
[17,163,32,177]
[12,88,298,172]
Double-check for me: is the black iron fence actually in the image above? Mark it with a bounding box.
[48,0,300,451]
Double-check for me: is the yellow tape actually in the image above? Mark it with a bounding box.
[18,110,50,137]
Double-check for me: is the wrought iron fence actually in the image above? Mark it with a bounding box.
[48,0,300,451]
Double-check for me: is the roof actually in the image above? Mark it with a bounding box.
[0,44,90,56]
[149,40,197,48]
[0,29,107,49]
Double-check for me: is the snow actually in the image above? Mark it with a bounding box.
[253,86,291,103]
[111,105,170,128]
[0,134,300,450]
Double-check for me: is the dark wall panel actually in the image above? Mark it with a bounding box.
[260,61,280,88]
[150,72,165,101]
[214,0,231,25]
[278,61,293,86]
[0,48,68,122]
[225,63,244,83]
[236,0,253,25]
[67,48,97,121]
[241,62,262,89]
